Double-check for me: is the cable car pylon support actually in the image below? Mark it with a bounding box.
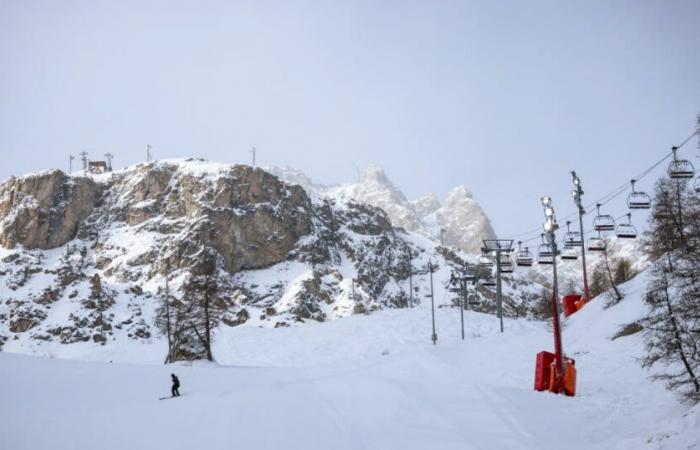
[571,171,591,302]
[481,239,513,333]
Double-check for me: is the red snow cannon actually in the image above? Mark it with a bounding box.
[562,295,580,317]
[550,358,577,396]
[562,359,577,397]
[534,351,555,391]
[534,352,577,396]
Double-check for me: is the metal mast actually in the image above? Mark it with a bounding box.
[495,247,503,332]
[104,153,113,172]
[147,144,152,162]
[571,171,591,301]
[251,147,256,167]
[459,270,465,340]
[79,151,88,174]
[542,195,564,389]
[428,261,437,345]
[69,154,75,173]
[408,267,413,308]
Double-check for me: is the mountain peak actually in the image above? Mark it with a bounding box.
[447,185,473,200]
[412,193,441,219]
[359,166,391,185]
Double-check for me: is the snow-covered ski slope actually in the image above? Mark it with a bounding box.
[2,270,699,450]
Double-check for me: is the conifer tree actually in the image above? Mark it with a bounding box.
[641,169,700,400]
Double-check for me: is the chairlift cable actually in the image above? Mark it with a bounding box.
[503,129,698,243]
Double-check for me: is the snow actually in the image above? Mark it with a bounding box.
[2,268,699,450]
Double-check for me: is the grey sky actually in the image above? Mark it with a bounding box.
[1,0,698,240]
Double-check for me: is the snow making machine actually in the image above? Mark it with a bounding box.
[533,196,577,397]
[533,292,578,396]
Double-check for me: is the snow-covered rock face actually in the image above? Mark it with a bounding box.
[434,186,496,254]
[411,193,441,219]
[343,166,422,233]
[274,166,496,254]
[345,169,495,253]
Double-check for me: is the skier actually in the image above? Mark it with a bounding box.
[171,373,180,397]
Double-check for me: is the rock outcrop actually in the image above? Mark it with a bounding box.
[105,162,313,274]
[0,170,100,249]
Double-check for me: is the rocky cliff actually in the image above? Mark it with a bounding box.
[0,160,543,361]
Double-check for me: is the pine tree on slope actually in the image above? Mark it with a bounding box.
[641,175,700,401]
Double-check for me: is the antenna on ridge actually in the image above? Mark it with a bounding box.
[79,151,88,175]
[104,153,114,172]
[69,154,75,173]
[251,147,256,167]
[146,145,152,162]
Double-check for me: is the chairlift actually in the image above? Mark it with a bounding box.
[462,266,477,283]
[563,220,582,248]
[616,213,638,239]
[561,246,579,261]
[537,234,554,265]
[478,252,494,270]
[593,203,615,232]
[627,179,651,210]
[587,231,606,252]
[515,241,533,267]
[499,254,514,273]
[481,274,496,287]
[694,176,700,194]
[668,146,694,179]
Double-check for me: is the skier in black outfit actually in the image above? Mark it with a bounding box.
[171,373,180,397]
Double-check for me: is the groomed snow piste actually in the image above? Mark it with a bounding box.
[2,269,699,450]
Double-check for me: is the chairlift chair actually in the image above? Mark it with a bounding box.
[668,146,695,179]
[537,234,554,265]
[478,253,494,270]
[587,231,606,252]
[462,266,477,283]
[593,203,615,232]
[694,176,700,194]
[563,220,582,248]
[499,254,514,273]
[481,275,496,287]
[515,241,533,267]
[627,179,651,210]
[561,246,579,261]
[616,213,638,239]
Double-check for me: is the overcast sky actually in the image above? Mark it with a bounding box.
[1,0,699,240]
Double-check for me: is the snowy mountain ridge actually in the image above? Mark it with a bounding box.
[267,165,497,254]
[0,159,548,362]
